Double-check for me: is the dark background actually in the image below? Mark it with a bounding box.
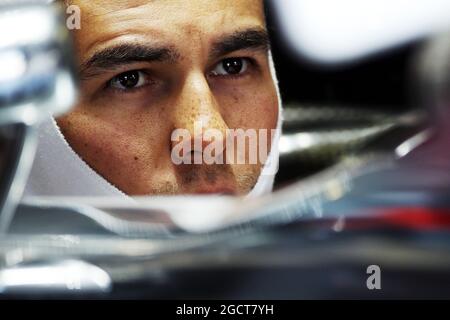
[263,2,426,186]
[264,2,419,112]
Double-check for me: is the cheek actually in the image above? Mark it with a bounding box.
[59,114,141,165]
[56,111,163,192]
[220,85,279,130]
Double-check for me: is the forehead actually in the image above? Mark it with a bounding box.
[72,0,265,59]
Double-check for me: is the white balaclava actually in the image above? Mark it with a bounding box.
[23,53,283,200]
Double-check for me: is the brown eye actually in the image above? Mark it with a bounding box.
[211,58,249,76]
[110,70,147,90]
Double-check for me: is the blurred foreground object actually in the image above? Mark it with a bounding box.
[271,0,450,64]
[1,0,450,299]
[0,2,77,232]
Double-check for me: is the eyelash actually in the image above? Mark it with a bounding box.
[104,57,256,94]
[106,70,151,93]
[208,57,255,79]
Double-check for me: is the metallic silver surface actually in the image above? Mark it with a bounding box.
[0,2,78,233]
[0,260,112,294]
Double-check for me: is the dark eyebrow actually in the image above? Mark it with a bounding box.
[80,44,179,79]
[210,28,271,58]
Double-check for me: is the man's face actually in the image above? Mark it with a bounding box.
[58,0,279,196]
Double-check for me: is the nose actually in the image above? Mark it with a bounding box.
[171,72,228,164]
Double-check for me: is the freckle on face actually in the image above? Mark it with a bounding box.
[58,0,278,196]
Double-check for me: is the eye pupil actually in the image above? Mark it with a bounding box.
[222,58,243,74]
[118,71,139,88]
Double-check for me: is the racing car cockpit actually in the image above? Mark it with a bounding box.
[1,0,450,299]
